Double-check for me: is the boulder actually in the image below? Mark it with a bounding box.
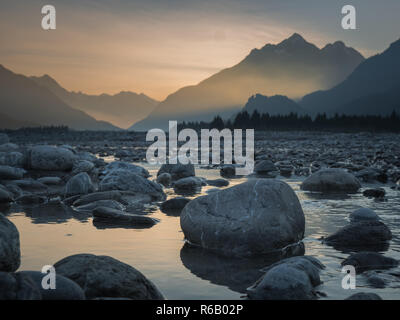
[72,190,123,207]
[103,161,149,178]
[157,163,195,181]
[30,145,75,171]
[37,177,62,185]
[301,168,361,193]
[92,207,158,226]
[160,197,190,214]
[0,165,25,180]
[65,172,94,197]
[0,272,42,300]
[75,200,125,213]
[156,173,171,187]
[341,252,398,273]
[0,213,20,272]
[220,165,236,178]
[345,292,382,300]
[363,188,385,198]
[206,179,229,187]
[0,152,25,167]
[0,187,13,203]
[349,208,380,222]
[72,160,95,175]
[254,160,278,177]
[180,179,305,257]
[54,254,164,299]
[173,177,204,191]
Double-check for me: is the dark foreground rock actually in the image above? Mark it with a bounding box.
[345,292,382,300]
[349,208,380,222]
[54,254,164,299]
[180,179,305,257]
[0,272,41,300]
[363,188,386,198]
[160,197,190,214]
[341,252,398,273]
[0,213,20,272]
[65,172,95,197]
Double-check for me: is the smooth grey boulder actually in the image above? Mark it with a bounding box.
[180,179,305,257]
[0,272,42,300]
[254,160,278,177]
[156,172,172,187]
[349,208,380,222]
[160,197,190,213]
[18,271,85,300]
[0,165,25,180]
[247,256,324,300]
[157,163,195,181]
[71,160,95,175]
[341,252,398,273]
[65,172,94,197]
[173,177,204,190]
[103,161,149,178]
[92,207,158,226]
[345,292,382,300]
[206,179,229,187]
[0,134,9,145]
[75,200,125,213]
[0,213,20,272]
[54,254,164,299]
[301,168,361,193]
[99,169,165,200]
[29,145,75,171]
[0,152,25,167]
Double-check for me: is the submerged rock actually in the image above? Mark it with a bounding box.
[54,254,164,299]
[301,168,361,193]
[72,190,123,207]
[342,252,398,273]
[349,208,380,222]
[92,206,157,226]
[180,179,305,257]
[0,213,20,272]
[157,163,195,181]
[345,292,382,300]
[65,172,94,197]
[75,200,125,213]
[29,145,75,171]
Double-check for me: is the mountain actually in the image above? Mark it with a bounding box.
[31,75,158,129]
[0,65,120,130]
[300,38,400,115]
[0,113,39,129]
[244,94,304,116]
[131,33,364,130]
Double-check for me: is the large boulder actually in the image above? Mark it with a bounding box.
[54,254,164,299]
[301,168,361,193]
[0,165,25,180]
[180,179,305,257]
[29,146,75,171]
[341,252,398,273]
[99,169,165,201]
[102,161,149,178]
[0,272,42,300]
[157,163,195,181]
[0,187,13,203]
[0,213,20,272]
[65,172,94,197]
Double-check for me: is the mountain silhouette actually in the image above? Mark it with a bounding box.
[244,94,304,116]
[0,65,119,130]
[131,33,364,130]
[301,38,400,115]
[31,75,158,129]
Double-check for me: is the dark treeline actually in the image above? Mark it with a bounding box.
[178,110,400,132]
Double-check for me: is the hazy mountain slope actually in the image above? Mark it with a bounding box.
[31,75,158,129]
[132,33,364,130]
[0,113,39,129]
[300,38,400,115]
[0,65,120,130]
[244,94,304,116]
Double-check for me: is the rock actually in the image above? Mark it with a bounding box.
[355,168,388,183]
[173,177,203,191]
[0,143,19,152]
[29,145,75,171]
[324,221,392,249]
[99,169,165,201]
[160,197,190,214]
[156,173,171,187]
[0,133,9,145]
[0,152,25,167]
[72,190,123,207]
[363,188,385,198]
[18,271,85,300]
[0,213,20,272]
[0,272,42,300]
[180,179,305,257]
[103,161,149,178]
[10,179,47,191]
[206,179,229,187]
[157,163,195,181]
[254,160,279,177]
[72,160,95,175]
[341,252,398,273]
[93,207,158,226]
[279,166,293,177]
[75,200,125,213]
[220,165,236,178]
[0,187,13,203]
[349,208,380,222]
[300,168,361,193]
[0,165,25,180]
[16,194,47,205]
[247,256,324,300]
[65,172,94,197]
[54,254,164,299]
[366,273,387,288]
[345,292,382,300]
[37,177,62,185]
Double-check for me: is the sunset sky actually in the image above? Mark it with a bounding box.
[1,0,399,101]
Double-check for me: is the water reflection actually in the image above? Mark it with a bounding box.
[23,203,90,224]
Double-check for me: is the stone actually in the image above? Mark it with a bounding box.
[180,179,305,257]
[345,292,382,300]
[37,177,62,185]
[0,187,13,203]
[363,188,385,198]
[92,207,158,226]
[72,191,123,207]
[65,172,94,197]
[29,145,75,171]
[72,160,95,175]
[349,208,380,222]
[160,197,190,213]
[74,199,125,213]
[0,152,25,167]
[254,160,278,177]
[103,161,149,178]
[156,173,171,187]
[341,252,398,273]
[54,254,164,299]
[0,272,42,300]
[206,179,229,187]
[16,194,47,205]
[0,213,20,272]
[0,165,25,180]
[157,163,195,181]
[173,177,203,191]
[220,165,236,178]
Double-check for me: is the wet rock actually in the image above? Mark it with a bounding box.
[355,168,388,183]
[65,172,94,197]
[18,271,85,300]
[345,292,382,300]
[0,152,25,167]
[366,273,387,288]
[37,176,62,185]
[92,206,158,226]
[0,213,20,272]
[363,188,385,198]
[156,172,171,187]
[0,165,25,180]
[29,145,75,171]
[0,187,13,203]
[247,256,324,300]
[0,272,42,300]
[160,197,190,214]
[206,179,229,187]
[341,252,398,273]
[173,177,204,191]
[72,190,123,207]
[0,143,19,152]
[349,208,380,222]
[102,161,149,178]
[10,179,48,191]
[72,160,94,175]
[180,179,305,257]
[75,200,125,213]
[279,166,293,177]
[0,133,9,145]
[54,254,164,299]
[157,163,195,181]
[254,160,278,177]
[324,221,392,250]
[301,168,361,193]
[220,165,236,178]
[16,194,47,205]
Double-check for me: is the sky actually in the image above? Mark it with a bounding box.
[1,0,399,101]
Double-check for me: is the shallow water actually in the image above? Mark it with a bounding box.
[7,163,400,300]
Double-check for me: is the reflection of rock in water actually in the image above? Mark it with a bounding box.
[92,219,155,230]
[23,203,90,224]
[180,242,305,294]
[302,192,351,201]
